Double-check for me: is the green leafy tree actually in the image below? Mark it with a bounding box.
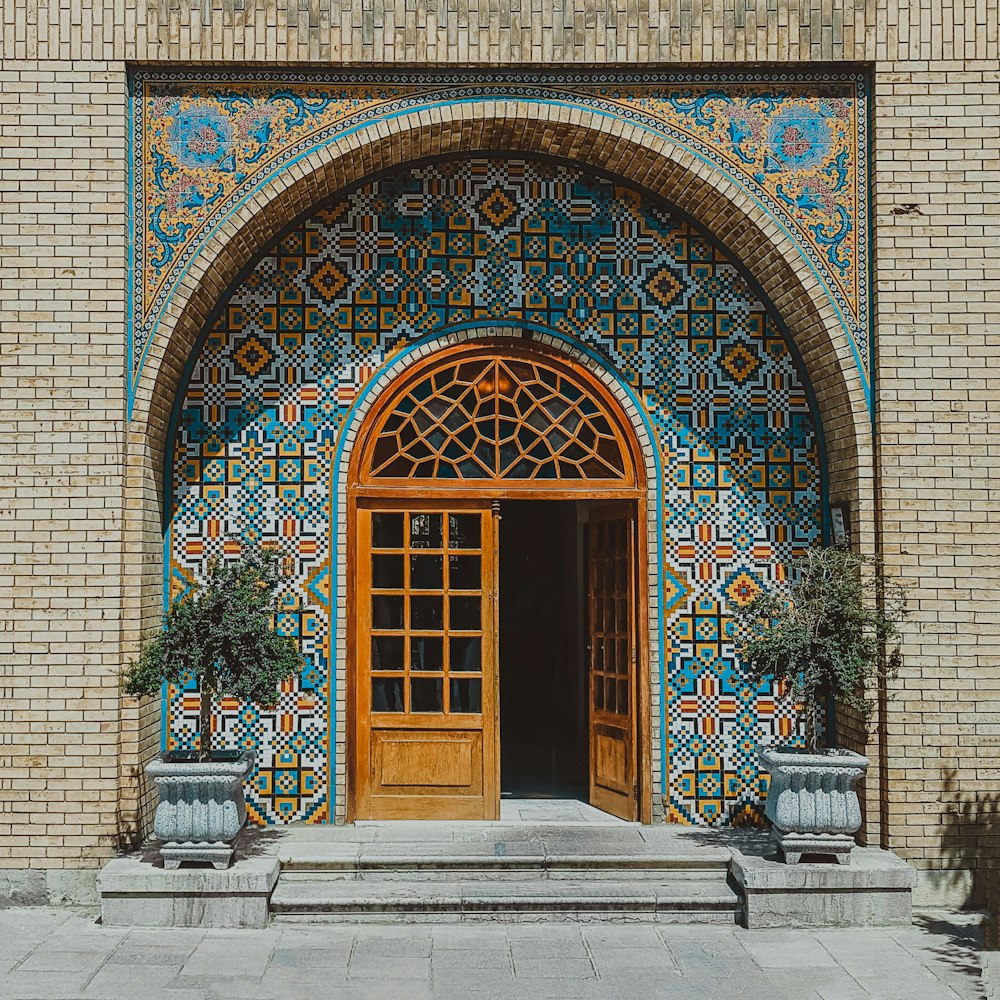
[122,549,303,761]
[732,546,908,753]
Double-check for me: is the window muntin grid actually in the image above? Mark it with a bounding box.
[368,509,486,717]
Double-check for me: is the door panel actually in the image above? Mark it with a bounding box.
[587,504,638,820]
[356,502,498,820]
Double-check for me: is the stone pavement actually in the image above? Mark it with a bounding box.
[0,906,987,1000]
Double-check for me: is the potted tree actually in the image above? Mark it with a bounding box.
[734,545,907,864]
[123,548,302,870]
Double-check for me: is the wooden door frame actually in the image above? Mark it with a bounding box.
[344,339,654,823]
[347,485,652,824]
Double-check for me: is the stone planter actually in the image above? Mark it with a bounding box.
[146,749,255,870]
[758,745,868,865]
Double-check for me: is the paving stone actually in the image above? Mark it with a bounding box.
[598,967,688,988]
[123,927,207,949]
[434,988,514,1000]
[589,945,678,969]
[181,939,274,979]
[336,985,433,1000]
[663,937,746,978]
[257,968,348,993]
[507,978,612,1000]
[582,924,666,948]
[432,947,512,968]
[0,910,71,938]
[509,936,590,958]
[432,925,510,949]
[504,925,586,941]
[106,943,199,965]
[0,971,94,1000]
[852,977,965,1000]
[267,943,353,970]
[739,939,840,969]
[512,957,597,978]
[175,977,279,1000]
[271,927,356,949]
[352,933,431,958]
[35,935,125,955]
[0,943,37,975]
[129,992,209,1000]
[432,966,517,991]
[18,948,109,974]
[347,955,432,979]
[0,906,988,1000]
[807,972,898,1000]
[83,963,182,998]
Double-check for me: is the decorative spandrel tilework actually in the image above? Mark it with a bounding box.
[169,158,821,826]
[130,69,870,413]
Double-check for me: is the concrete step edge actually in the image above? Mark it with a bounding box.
[279,856,730,873]
[278,869,729,883]
[272,910,737,925]
[270,883,739,914]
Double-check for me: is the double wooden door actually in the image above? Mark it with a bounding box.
[353,498,639,821]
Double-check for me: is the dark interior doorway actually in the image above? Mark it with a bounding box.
[499,500,588,798]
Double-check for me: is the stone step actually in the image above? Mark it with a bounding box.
[281,849,728,879]
[278,859,725,881]
[270,876,740,923]
[276,831,733,878]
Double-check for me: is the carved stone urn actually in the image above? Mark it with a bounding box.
[758,746,869,865]
[146,749,255,870]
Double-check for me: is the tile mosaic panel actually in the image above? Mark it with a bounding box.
[168,158,821,826]
[130,69,870,413]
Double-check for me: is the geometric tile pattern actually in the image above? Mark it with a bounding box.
[168,158,822,826]
[130,69,870,412]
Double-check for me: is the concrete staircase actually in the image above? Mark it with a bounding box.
[98,815,918,930]
[269,823,740,923]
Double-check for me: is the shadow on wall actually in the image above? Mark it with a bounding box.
[116,760,158,852]
[942,767,1000,950]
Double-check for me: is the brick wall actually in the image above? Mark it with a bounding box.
[0,60,133,867]
[1,0,997,64]
[873,62,1000,895]
[1,3,998,894]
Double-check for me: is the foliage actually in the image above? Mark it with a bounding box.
[733,546,908,752]
[122,548,303,761]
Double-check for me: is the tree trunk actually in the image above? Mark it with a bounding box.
[804,698,817,753]
[199,672,214,762]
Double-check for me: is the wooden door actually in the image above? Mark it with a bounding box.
[355,500,499,819]
[587,503,638,820]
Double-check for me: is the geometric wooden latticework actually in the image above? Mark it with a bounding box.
[365,352,632,484]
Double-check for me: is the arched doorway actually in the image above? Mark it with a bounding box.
[347,339,650,821]
[161,156,826,829]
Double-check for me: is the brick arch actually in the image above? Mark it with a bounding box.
[122,103,874,833]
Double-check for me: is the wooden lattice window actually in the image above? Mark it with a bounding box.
[363,349,635,485]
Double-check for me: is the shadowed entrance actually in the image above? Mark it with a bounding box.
[499,500,587,801]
